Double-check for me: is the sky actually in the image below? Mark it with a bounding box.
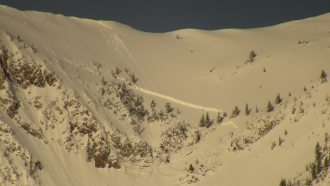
[0,0,330,33]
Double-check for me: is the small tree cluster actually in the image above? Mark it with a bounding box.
[129,73,137,83]
[199,113,211,127]
[230,106,240,118]
[280,133,330,185]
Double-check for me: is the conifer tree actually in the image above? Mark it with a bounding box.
[195,130,201,143]
[274,93,282,104]
[165,103,171,113]
[230,106,240,118]
[205,112,211,127]
[278,136,283,146]
[245,103,250,116]
[150,100,156,110]
[315,142,322,174]
[216,111,223,124]
[115,67,121,74]
[199,114,205,127]
[324,157,328,171]
[320,70,327,83]
[279,178,286,186]
[267,100,274,112]
[130,73,137,83]
[310,163,316,180]
[189,164,194,172]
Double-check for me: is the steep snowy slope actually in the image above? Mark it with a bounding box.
[0,5,329,186]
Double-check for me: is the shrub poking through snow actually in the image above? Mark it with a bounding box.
[246,51,257,63]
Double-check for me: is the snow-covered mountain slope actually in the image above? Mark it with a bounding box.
[0,5,330,186]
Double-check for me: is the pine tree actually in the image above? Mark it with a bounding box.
[230,106,240,118]
[267,100,274,112]
[324,157,328,171]
[274,93,282,104]
[195,130,201,143]
[245,103,250,116]
[188,164,194,172]
[279,178,287,186]
[279,136,283,146]
[165,103,171,113]
[199,114,205,127]
[205,112,211,127]
[315,142,322,174]
[135,96,141,106]
[320,70,327,83]
[86,137,93,162]
[115,67,121,74]
[216,112,223,124]
[310,163,316,180]
[150,100,156,110]
[130,73,136,83]
[137,105,145,121]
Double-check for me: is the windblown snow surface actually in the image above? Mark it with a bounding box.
[0,5,330,186]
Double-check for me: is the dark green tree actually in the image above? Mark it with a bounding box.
[320,70,327,83]
[274,93,282,104]
[279,178,286,186]
[310,163,316,180]
[195,130,201,143]
[216,111,223,124]
[231,106,240,118]
[315,142,322,174]
[324,157,328,171]
[199,114,205,127]
[205,112,211,127]
[245,103,250,116]
[267,100,274,112]
[188,164,194,172]
[165,103,171,113]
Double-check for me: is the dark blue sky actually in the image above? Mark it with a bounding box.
[0,0,329,33]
